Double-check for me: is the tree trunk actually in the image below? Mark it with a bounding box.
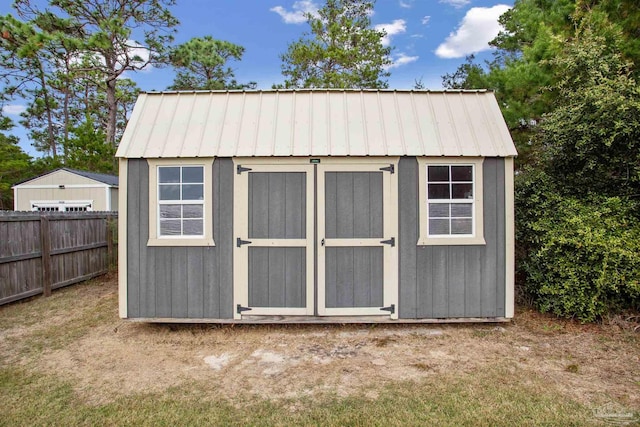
[105,76,118,148]
[37,62,57,160]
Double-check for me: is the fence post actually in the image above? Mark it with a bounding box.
[106,215,114,268]
[40,216,52,297]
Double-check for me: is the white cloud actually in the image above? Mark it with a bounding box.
[2,104,26,116]
[374,19,407,47]
[399,0,413,8]
[435,5,511,59]
[421,15,431,25]
[270,1,319,24]
[439,0,470,8]
[410,34,424,38]
[386,52,419,70]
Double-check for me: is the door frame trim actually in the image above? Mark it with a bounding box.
[232,160,315,319]
[316,158,399,319]
[233,157,399,320]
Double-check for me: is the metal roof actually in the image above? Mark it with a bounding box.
[116,90,517,158]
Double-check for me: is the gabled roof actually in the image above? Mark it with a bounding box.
[116,89,517,158]
[14,168,118,187]
[65,168,119,186]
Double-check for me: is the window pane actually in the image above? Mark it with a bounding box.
[451,219,472,235]
[428,166,449,182]
[451,166,473,182]
[159,185,180,200]
[429,203,449,218]
[160,204,181,218]
[428,183,450,199]
[451,203,472,217]
[452,183,473,199]
[159,167,180,183]
[160,219,181,235]
[429,218,450,235]
[183,219,203,235]
[183,204,203,219]
[182,184,203,200]
[182,166,203,183]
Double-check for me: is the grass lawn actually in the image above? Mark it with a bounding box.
[0,272,638,426]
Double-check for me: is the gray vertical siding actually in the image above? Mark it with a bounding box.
[127,156,506,320]
[248,247,306,307]
[249,172,306,239]
[247,172,307,308]
[126,158,233,319]
[324,171,384,308]
[325,247,383,308]
[325,172,383,238]
[398,157,506,319]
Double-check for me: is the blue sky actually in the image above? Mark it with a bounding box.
[1,0,513,156]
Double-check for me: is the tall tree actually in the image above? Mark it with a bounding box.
[0,12,71,158]
[279,0,392,89]
[14,0,179,148]
[168,36,255,90]
[0,116,32,210]
[540,17,640,198]
[442,0,640,169]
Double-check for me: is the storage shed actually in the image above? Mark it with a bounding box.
[13,168,119,212]
[116,89,517,323]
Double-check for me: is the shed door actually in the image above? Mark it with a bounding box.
[233,164,315,318]
[317,163,398,318]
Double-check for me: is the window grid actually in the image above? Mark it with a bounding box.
[158,166,205,237]
[427,164,475,237]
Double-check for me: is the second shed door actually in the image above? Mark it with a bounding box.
[317,163,398,318]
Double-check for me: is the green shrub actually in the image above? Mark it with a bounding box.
[515,170,640,322]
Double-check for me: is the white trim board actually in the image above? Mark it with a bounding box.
[504,157,515,319]
[118,159,128,319]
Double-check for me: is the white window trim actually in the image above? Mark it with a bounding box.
[30,200,93,212]
[147,158,215,247]
[417,157,485,246]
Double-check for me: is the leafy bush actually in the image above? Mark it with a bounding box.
[515,169,640,322]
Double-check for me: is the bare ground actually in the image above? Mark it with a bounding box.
[1,272,639,414]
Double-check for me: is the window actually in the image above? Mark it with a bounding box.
[417,158,485,245]
[427,165,474,236]
[36,206,59,212]
[147,158,215,247]
[31,201,92,212]
[158,166,204,237]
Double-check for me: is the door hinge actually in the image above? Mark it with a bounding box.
[237,304,252,314]
[379,164,394,174]
[237,165,252,174]
[380,304,395,314]
[236,237,252,247]
[380,237,395,247]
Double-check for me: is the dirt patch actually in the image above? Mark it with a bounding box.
[1,275,639,411]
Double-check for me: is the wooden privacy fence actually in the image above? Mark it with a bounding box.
[0,212,117,305]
